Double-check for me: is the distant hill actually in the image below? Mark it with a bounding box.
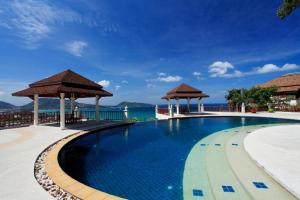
[0,101,17,110]
[116,101,154,108]
[0,99,154,111]
[12,99,154,111]
[20,98,96,111]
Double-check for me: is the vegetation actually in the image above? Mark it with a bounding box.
[277,0,300,19]
[225,86,277,111]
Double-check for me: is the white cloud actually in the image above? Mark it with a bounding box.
[254,63,299,74]
[193,72,201,76]
[121,80,128,84]
[115,85,121,90]
[192,71,203,80]
[98,80,110,87]
[158,75,182,82]
[65,40,88,57]
[147,73,182,83]
[208,61,299,78]
[0,1,90,48]
[209,61,234,77]
[146,83,156,88]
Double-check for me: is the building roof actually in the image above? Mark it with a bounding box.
[162,83,209,99]
[12,69,113,99]
[259,73,300,93]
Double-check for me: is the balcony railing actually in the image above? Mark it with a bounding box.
[0,112,33,128]
[81,110,126,121]
[0,110,127,129]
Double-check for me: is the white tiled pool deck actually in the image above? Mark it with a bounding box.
[0,112,300,199]
[0,121,126,200]
[245,125,300,199]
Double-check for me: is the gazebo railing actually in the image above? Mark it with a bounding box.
[0,110,127,129]
[157,108,169,115]
[0,112,33,128]
[81,110,126,121]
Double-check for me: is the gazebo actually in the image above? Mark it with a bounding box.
[12,69,112,129]
[162,83,209,114]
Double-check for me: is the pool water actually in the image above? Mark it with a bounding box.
[58,117,298,200]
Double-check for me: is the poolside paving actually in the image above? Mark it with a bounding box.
[245,125,300,199]
[0,121,127,200]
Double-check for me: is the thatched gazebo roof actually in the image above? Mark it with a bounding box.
[162,83,209,100]
[12,69,112,99]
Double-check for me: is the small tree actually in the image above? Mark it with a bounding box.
[225,86,277,111]
[277,0,300,19]
[225,88,246,111]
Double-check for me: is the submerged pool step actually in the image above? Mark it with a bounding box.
[183,125,297,200]
[225,128,297,200]
[205,129,252,200]
[183,133,216,200]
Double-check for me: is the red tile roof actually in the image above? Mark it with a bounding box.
[259,73,300,93]
[162,83,209,99]
[12,69,112,98]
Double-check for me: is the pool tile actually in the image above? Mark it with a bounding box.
[232,143,239,146]
[222,185,235,192]
[214,144,221,146]
[193,189,203,196]
[200,144,206,146]
[253,182,268,189]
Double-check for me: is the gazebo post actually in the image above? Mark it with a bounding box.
[187,97,190,113]
[95,95,100,121]
[70,94,75,114]
[60,93,65,130]
[33,94,39,126]
[167,99,171,115]
[198,98,201,113]
[176,98,180,114]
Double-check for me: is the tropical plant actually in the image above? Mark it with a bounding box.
[277,0,300,19]
[225,86,277,111]
[225,89,245,111]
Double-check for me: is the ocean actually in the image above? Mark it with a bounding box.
[40,103,227,122]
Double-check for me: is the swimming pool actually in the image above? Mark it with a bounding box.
[58,117,298,200]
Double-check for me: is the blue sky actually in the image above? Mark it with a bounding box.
[0,0,300,106]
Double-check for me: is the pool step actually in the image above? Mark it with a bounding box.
[183,133,215,200]
[225,128,297,200]
[205,129,252,200]
[183,125,297,200]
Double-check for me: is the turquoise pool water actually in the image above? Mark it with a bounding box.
[58,117,299,200]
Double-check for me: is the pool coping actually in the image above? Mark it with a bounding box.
[39,121,134,200]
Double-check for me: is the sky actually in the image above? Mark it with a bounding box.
[0,0,300,106]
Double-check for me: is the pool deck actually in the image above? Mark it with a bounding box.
[245,125,300,199]
[0,121,131,200]
[0,112,300,199]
